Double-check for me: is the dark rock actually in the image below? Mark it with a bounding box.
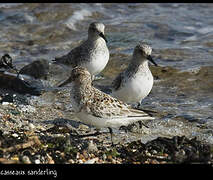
[0,73,42,95]
[19,59,50,80]
[0,94,13,103]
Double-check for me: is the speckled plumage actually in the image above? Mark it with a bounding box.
[111,42,157,105]
[68,67,154,129]
[53,22,109,77]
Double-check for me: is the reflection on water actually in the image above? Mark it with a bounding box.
[0,3,213,144]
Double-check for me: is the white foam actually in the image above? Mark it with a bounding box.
[0,3,20,8]
[184,26,196,31]
[184,66,201,74]
[183,35,197,42]
[197,26,213,34]
[24,13,36,23]
[65,9,93,30]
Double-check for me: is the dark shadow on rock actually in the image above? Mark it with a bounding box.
[0,73,42,96]
[42,118,81,129]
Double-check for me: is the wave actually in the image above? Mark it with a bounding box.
[0,3,21,8]
[65,9,93,31]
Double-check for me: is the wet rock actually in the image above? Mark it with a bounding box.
[28,123,35,130]
[34,159,41,164]
[19,59,50,80]
[21,155,31,164]
[0,94,13,103]
[84,158,98,164]
[0,73,42,95]
[87,140,98,153]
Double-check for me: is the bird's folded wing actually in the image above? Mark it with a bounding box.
[111,72,124,91]
[84,88,154,120]
[53,42,86,66]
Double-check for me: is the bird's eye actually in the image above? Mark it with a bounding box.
[91,27,98,32]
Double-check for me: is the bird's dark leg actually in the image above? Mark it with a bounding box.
[14,67,20,78]
[138,121,149,129]
[137,101,141,109]
[91,75,95,86]
[108,127,114,146]
[91,75,95,81]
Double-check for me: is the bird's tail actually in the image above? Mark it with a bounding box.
[105,115,154,129]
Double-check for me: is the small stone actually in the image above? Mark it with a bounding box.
[22,156,31,164]
[102,154,107,161]
[11,156,19,161]
[78,124,89,131]
[87,140,98,153]
[150,159,160,164]
[2,102,11,106]
[78,159,83,164]
[34,159,41,164]
[152,150,158,154]
[46,153,54,164]
[68,159,75,163]
[12,133,19,138]
[84,158,98,164]
[28,123,35,130]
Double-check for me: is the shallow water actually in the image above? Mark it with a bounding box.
[0,3,212,144]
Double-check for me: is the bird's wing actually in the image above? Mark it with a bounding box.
[53,41,88,66]
[111,72,124,91]
[83,87,152,119]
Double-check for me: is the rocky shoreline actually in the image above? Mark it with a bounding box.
[0,100,212,164]
[0,57,212,164]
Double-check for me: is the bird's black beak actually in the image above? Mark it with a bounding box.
[99,32,108,43]
[147,55,158,66]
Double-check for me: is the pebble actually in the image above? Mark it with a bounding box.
[28,123,35,130]
[22,156,31,164]
[68,159,75,163]
[34,159,41,164]
[2,102,12,106]
[12,133,19,138]
[78,159,83,164]
[84,158,98,164]
[11,156,19,161]
[87,140,98,153]
[46,153,55,164]
[102,154,107,161]
[78,124,89,131]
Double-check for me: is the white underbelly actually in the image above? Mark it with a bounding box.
[75,110,155,129]
[112,74,153,104]
[75,111,108,129]
[82,51,109,76]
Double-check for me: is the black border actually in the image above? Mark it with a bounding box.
[0,164,212,179]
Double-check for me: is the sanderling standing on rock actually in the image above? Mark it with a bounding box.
[65,66,154,145]
[53,22,109,86]
[111,42,158,108]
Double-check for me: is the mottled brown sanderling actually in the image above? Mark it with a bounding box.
[66,66,155,145]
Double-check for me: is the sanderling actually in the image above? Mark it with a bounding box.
[53,22,109,86]
[65,66,154,145]
[111,42,158,107]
